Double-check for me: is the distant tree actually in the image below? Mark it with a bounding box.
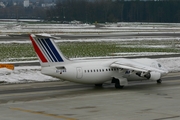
[45,0,180,23]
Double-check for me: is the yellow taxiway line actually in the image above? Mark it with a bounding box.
[10,107,77,120]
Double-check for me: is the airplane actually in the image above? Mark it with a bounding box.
[29,33,168,88]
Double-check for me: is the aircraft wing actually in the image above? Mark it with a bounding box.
[110,59,165,73]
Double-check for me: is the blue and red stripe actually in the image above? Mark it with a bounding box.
[30,35,48,63]
[30,35,64,63]
[37,38,54,62]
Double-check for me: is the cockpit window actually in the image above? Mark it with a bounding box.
[158,63,162,67]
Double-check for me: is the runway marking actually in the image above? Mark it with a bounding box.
[10,107,77,120]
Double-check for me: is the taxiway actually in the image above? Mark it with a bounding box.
[0,72,180,120]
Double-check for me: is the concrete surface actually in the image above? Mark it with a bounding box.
[0,73,180,120]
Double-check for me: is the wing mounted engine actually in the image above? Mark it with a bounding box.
[144,72,161,81]
[110,59,166,81]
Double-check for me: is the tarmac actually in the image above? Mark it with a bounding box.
[0,72,180,120]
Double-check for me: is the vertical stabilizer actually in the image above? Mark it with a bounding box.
[29,34,69,67]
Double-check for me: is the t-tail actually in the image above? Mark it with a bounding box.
[29,34,69,67]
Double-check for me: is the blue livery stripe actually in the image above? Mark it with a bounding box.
[45,38,64,62]
[37,39,53,62]
[41,39,58,62]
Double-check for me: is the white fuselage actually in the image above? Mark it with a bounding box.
[41,58,168,84]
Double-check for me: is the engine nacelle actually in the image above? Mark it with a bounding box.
[144,72,161,81]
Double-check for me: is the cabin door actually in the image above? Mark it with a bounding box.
[76,67,83,79]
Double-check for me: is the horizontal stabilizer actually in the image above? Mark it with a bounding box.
[35,33,60,39]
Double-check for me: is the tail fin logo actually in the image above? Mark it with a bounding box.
[30,35,64,63]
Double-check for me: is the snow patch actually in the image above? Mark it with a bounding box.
[0,66,58,83]
[157,57,180,72]
[0,68,12,76]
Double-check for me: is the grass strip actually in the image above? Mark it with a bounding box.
[0,42,179,62]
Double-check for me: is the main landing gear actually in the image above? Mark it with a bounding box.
[115,82,124,89]
[157,79,162,84]
[94,84,103,87]
[112,78,124,89]
[94,78,162,89]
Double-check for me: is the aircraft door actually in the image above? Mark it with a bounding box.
[76,67,83,79]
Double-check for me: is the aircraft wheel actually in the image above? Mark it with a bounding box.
[114,79,124,89]
[112,78,124,89]
[157,79,162,84]
[95,84,103,87]
[115,83,124,89]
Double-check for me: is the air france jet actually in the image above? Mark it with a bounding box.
[30,34,168,88]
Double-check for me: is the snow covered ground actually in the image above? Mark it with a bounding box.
[0,66,59,83]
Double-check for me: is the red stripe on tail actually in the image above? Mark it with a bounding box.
[29,35,48,62]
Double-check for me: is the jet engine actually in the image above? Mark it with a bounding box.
[144,72,161,81]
